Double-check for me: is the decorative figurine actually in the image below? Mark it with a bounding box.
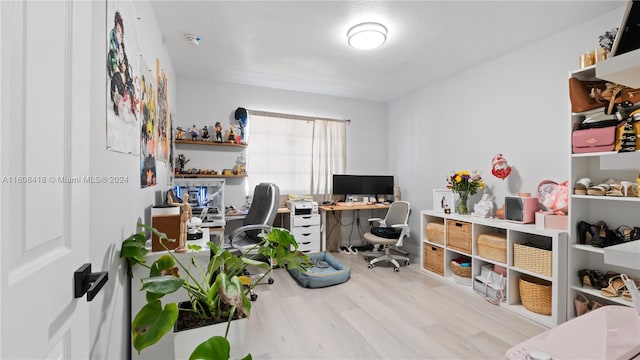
[176,154,190,174]
[214,122,223,142]
[201,125,210,140]
[227,124,236,143]
[190,125,199,141]
[176,126,185,140]
[168,193,191,253]
[472,194,494,218]
[234,107,248,144]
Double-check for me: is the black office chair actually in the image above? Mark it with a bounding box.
[228,183,280,300]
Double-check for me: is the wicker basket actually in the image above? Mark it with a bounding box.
[426,222,445,245]
[450,260,471,278]
[519,275,552,315]
[423,244,444,276]
[477,233,507,263]
[446,220,472,254]
[513,242,552,277]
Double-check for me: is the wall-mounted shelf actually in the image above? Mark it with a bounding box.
[175,174,247,179]
[175,139,247,148]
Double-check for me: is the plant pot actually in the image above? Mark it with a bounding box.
[173,302,247,360]
[174,317,247,360]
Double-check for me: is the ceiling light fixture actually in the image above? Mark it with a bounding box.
[347,22,387,50]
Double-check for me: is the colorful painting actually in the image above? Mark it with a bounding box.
[106,2,140,154]
[156,58,170,162]
[140,56,156,188]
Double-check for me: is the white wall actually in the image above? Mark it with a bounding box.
[88,1,175,359]
[389,9,624,256]
[176,78,388,207]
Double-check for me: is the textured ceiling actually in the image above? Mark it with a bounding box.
[151,1,625,102]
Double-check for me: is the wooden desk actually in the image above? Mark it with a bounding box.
[319,203,390,251]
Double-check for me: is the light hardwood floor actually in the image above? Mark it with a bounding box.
[243,252,547,360]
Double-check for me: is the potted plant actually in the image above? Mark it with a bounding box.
[120,223,309,360]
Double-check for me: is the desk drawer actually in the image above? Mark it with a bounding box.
[292,215,320,227]
[290,227,320,243]
[296,239,320,253]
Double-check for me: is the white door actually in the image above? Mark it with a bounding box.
[1,1,93,358]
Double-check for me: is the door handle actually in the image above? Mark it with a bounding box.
[74,263,108,302]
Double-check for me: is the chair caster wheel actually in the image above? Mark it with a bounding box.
[268,278,274,284]
[250,294,258,301]
[394,267,399,272]
[367,264,374,269]
[405,261,410,266]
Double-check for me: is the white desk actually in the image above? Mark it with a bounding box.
[319,203,390,251]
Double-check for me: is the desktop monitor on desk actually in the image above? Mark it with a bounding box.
[332,174,394,202]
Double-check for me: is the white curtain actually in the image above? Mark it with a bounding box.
[312,120,346,202]
[247,114,313,195]
[247,114,346,200]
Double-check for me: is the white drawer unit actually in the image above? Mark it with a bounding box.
[286,213,321,253]
[292,215,321,227]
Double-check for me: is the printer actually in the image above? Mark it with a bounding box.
[286,200,318,216]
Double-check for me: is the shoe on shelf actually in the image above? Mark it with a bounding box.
[601,275,626,297]
[587,179,615,196]
[620,181,639,197]
[574,294,589,316]
[574,178,591,195]
[577,221,597,245]
[605,183,624,197]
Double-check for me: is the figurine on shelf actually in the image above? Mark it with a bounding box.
[227,124,236,143]
[201,125,210,140]
[168,193,191,253]
[176,126,185,140]
[472,194,494,218]
[214,122,223,142]
[190,125,199,141]
[234,107,248,144]
[176,154,190,174]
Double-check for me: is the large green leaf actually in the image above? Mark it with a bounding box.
[132,300,178,353]
[120,232,149,266]
[150,255,177,277]
[141,275,184,295]
[188,335,253,360]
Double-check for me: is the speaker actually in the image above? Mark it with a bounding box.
[504,196,539,224]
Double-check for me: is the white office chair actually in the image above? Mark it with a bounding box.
[362,201,411,272]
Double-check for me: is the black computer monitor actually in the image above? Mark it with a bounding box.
[332,175,362,196]
[362,175,394,195]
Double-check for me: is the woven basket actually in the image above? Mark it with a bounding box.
[519,275,552,315]
[450,260,471,278]
[514,242,552,277]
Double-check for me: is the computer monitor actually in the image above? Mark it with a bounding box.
[332,175,361,196]
[362,175,394,195]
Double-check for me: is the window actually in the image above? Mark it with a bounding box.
[247,112,346,199]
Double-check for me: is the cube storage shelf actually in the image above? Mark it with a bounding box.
[420,210,568,327]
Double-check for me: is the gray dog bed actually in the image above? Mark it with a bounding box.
[289,252,351,288]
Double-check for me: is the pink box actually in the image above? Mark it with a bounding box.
[535,212,568,230]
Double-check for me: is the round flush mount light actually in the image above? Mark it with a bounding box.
[347,22,387,50]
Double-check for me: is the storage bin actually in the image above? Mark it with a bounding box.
[477,233,507,263]
[426,222,445,245]
[423,244,444,276]
[446,220,472,254]
[450,260,471,278]
[514,242,552,277]
[519,275,552,315]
